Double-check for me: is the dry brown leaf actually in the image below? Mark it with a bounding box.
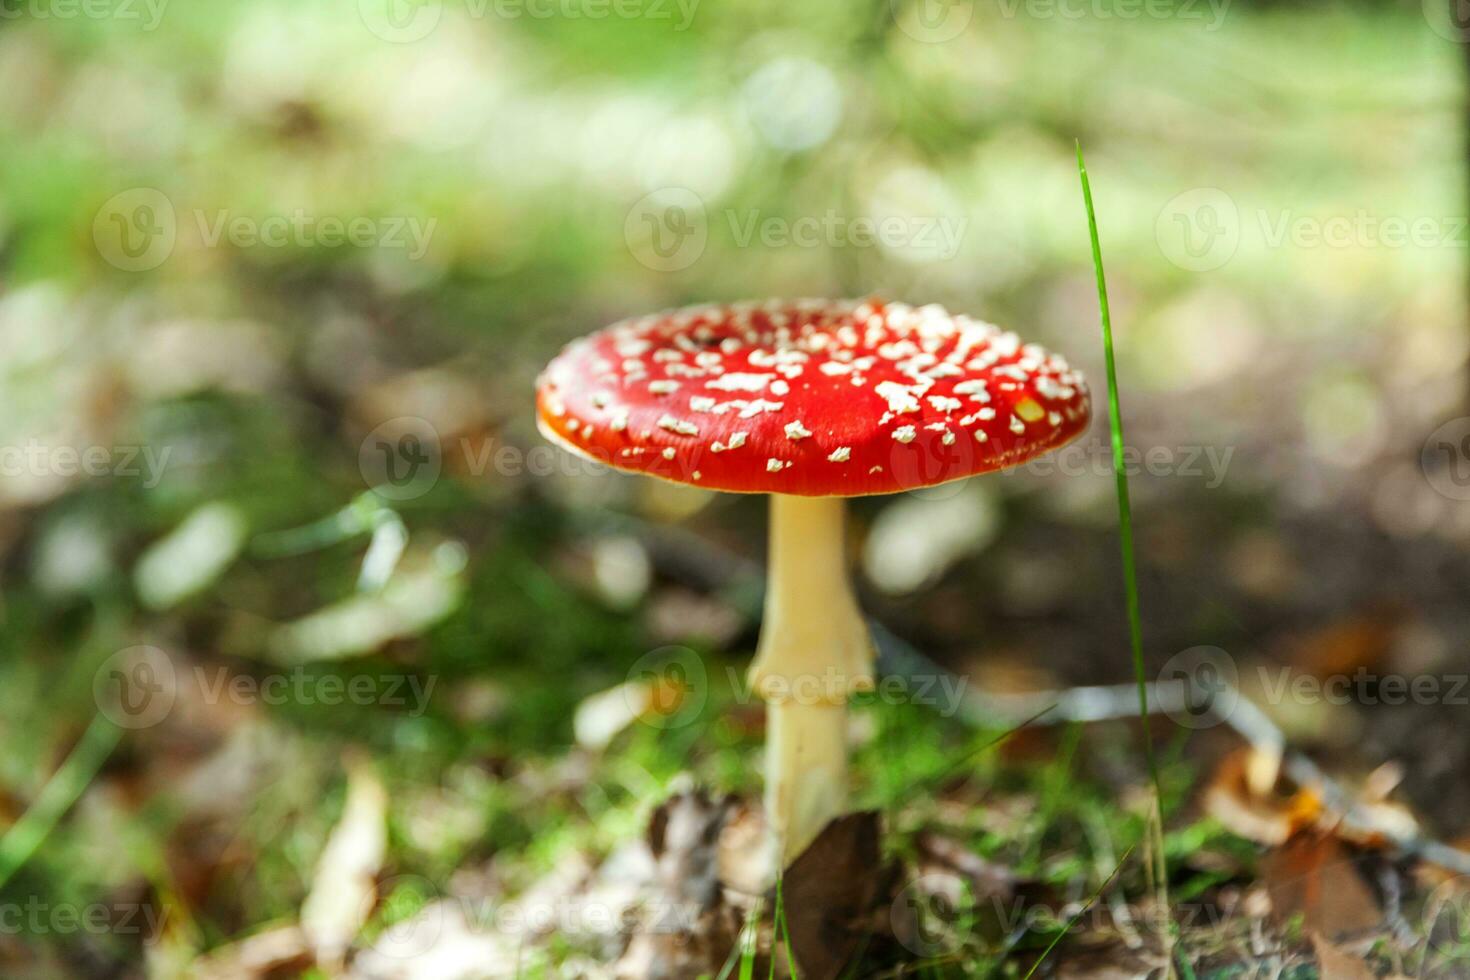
[781,811,892,980]
[1260,832,1381,939]
[1308,932,1376,980]
[616,789,741,979]
[302,754,389,973]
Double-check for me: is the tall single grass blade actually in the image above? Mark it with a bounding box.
[1019,845,1136,980]
[1076,141,1173,975]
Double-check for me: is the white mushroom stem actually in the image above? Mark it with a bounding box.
[748,494,875,867]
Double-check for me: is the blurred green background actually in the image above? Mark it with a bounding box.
[0,0,1465,975]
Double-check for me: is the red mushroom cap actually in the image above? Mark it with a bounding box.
[535,298,1091,496]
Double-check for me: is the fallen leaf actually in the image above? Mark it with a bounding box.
[191,924,312,979]
[616,788,741,979]
[1260,832,1381,938]
[1309,932,1376,980]
[302,754,389,972]
[780,811,892,980]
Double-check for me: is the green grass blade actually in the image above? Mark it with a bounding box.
[776,873,798,978]
[1075,142,1157,795]
[0,713,121,891]
[716,900,761,980]
[1076,141,1172,968]
[1018,845,1135,980]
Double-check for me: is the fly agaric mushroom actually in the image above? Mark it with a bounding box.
[536,298,1090,865]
